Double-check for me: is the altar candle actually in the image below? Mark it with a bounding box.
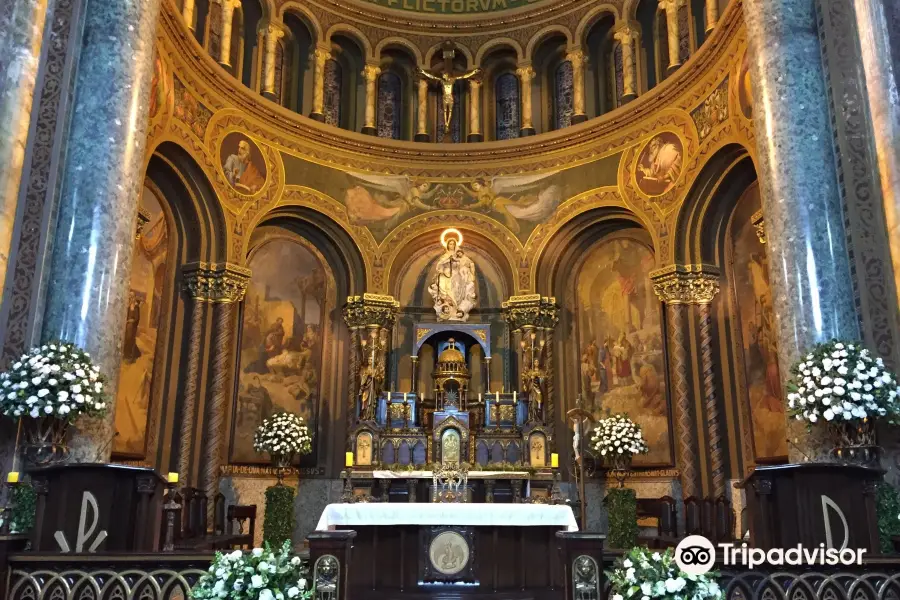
[478,393,482,403]
[345,452,354,467]
[495,390,500,402]
[6,471,19,484]
[551,453,559,468]
[404,392,408,403]
[513,391,517,402]
[167,472,179,484]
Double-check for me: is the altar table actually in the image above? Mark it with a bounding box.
[315,503,578,598]
[316,502,579,531]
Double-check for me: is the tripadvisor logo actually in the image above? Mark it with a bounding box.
[675,536,867,573]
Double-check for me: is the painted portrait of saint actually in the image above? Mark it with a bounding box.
[635,132,684,197]
[114,186,169,456]
[220,132,267,195]
[232,239,328,464]
[731,183,787,461]
[575,237,672,465]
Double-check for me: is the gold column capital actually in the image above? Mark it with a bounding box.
[515,65,535,82]
[343,293,400,329]
[314,46,332,66]
[751,209,766,244]
[502,295,559,330]
[565,49,587,69]
[182,262,252,303]
[650,264,721,305]
[265,21,285,41]
[614,25,636,45]
[362,63,382,82]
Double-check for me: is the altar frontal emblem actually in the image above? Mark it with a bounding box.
[429,530,469,575]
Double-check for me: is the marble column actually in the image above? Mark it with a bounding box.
[515,65,535,136]
[182,0,196,30]
[310,46,331,122]
[217,0,238,68]
[415,77,429,142]
[745,0,860,461]
[660,0,683,75]
[198,264,250,516]
[566,49,587,124]
[651,266,717,499]
[705,0,718,34]
[693,269,725,499]
[467,79,483,142]
[261,23,285,102]
[854,0,900,318]
[0,0,49,311]
[361,64,381,136]
[41,0,163,463]
[539,301,560,426]
[342,294,400,421]
[614,26,638,102]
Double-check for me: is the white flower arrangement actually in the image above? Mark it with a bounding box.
[608,547,722,600]
[190,540,313,600]
[254,412,313,458]
[0,342,107,421]
[589,413,650,459]
[786,340,900,425]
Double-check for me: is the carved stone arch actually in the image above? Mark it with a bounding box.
[277,2,324,42]
[424,41,475,68]
[474,38,524,65]
[673,142,755,266]
[525,25,574,62]
[325,23,374,61]
[375,36,424,66]
[115,141,229,469]
[574,4,621,47]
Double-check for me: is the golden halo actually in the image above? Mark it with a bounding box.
[440,228,463,249]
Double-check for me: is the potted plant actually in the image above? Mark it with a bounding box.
[590,413,649,487]
[608,547,722,600]
[190,540,313,600]
[254,412,313,548]
[0,343,107,465]
[787,340,900,463]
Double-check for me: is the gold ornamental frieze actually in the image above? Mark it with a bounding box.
[649,264,721,305]
[182,262,252,303]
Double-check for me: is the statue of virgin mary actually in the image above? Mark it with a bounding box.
[428,229,477,321]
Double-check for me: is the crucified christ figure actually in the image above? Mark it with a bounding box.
[418,67,480,129]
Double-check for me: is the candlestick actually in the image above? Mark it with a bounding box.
[6,472,19,484]
[166,472,179,484]
[551,453,559,468]
[345,451,354,467]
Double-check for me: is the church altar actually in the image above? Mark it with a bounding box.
[315,502,579,531]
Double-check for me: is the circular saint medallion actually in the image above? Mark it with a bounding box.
[429,531,469,575]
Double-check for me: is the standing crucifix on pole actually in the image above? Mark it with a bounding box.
[418,41,480,131]
[567,396,596,531]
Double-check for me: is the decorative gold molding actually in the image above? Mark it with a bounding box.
[343,293,401,328]
[649,264,721,305]
[182,262,252,303]
[751,209,765,244]
[501,294,559,330]
[136,207,151,239]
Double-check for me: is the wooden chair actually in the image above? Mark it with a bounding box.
[226,505,257,549]
[636,496,678,548]
[165,487,257,551]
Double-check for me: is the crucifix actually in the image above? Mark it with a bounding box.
[418,41,480,131]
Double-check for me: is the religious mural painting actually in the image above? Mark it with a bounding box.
[114,186,169,457]
[635,132,684,197]
[173,78,213,138]
[219,132,268,195]
[232,239,326,464]
[148,57,168,120]
[731,183,787,461]
[575,237,672,465]
[285,152,621,243]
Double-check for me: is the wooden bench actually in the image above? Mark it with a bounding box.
[161,487,257,551]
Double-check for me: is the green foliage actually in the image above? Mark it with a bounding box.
[605,487,638,549]
[876,481,900,554]
[0,480,37,535]
[263,485,295,548]
[607,547,722,600]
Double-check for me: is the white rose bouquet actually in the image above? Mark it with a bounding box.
[0,342,107,421]
[787,340,900,429]
[608,547,722,600]
[254,412,313,459]
[191,540,313,600]
[590,413,650,459]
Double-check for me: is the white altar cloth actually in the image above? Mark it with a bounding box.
[315,502,579,532]
[368,470,535,479]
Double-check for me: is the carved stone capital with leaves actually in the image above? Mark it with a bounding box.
[649,264,720,305]
[342,293,400,330]
[182,262,251,303]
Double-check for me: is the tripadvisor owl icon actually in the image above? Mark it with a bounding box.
[675,535,716,576]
